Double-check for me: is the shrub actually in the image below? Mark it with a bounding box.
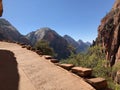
[60,45,116,88]
[61,46,106,68]
[34,40,55,56]
[112,62,120,76]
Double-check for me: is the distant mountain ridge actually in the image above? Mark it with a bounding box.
[26,27,71,59]
[26,27,60,45]
[0,18,30,44]
[64,35,91,53]
[0,18,91,59]
[77,39,91,53]
[63,35,79,48]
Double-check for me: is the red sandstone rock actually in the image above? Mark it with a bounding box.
[0,0,3,16]
[50,59,59,63]
[86,77,108,90]
[116,46,120,63]
[71,67,92,77]
[96,0,120,66]
[113,0,120,9]
[57,64,74,70]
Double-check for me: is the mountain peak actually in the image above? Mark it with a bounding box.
[35,27,59,38]
[36,27,52,32]
[26,28,71,59]
[0,18,30,44]
[0,18,14,27]
[64,35,72,38]
[63,35,91,53]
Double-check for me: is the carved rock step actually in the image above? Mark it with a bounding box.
[21,45,27,48]
[56,64,74,70]
[86,77,108,90]
[21,45,32,50]
[26,45,32,50]
[30,47,36,51]
[44,55,53,59]
[50,59,59,63]
[71,67,92,77]
[35,50,42,55]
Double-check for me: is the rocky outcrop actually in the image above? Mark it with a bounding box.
[0,18,30,44]
[96,0,120,66]
[112,0,120,10]
[0,0,3,16]
[26,27,71,59]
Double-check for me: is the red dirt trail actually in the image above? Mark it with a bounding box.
[0,41,95,90]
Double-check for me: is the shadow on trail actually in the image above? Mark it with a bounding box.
[0,50,19,90]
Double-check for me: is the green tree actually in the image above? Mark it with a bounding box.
[34,40,55,56]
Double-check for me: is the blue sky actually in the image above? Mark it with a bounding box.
[2,0,115,42]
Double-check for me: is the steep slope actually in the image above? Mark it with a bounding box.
[26,28,71,59]
[96,0,120,66]
[63,35,79,48]
[64,35,90,53]
[0,18,30,44]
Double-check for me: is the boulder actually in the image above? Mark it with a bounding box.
[71,67,92,77]
[86,77,108,90]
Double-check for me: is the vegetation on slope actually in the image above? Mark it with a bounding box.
[34,40,55,56]
[60,45,120,89]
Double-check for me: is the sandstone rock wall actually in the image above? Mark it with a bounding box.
[97,0,120,66]
[0,0,3,16]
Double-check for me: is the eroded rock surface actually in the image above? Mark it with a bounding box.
[0,0,3,16]
[96,0,120,66]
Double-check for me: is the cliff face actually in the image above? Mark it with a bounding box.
[0,0,3,16]
[112,0,120,9]
[97,0,120,66]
